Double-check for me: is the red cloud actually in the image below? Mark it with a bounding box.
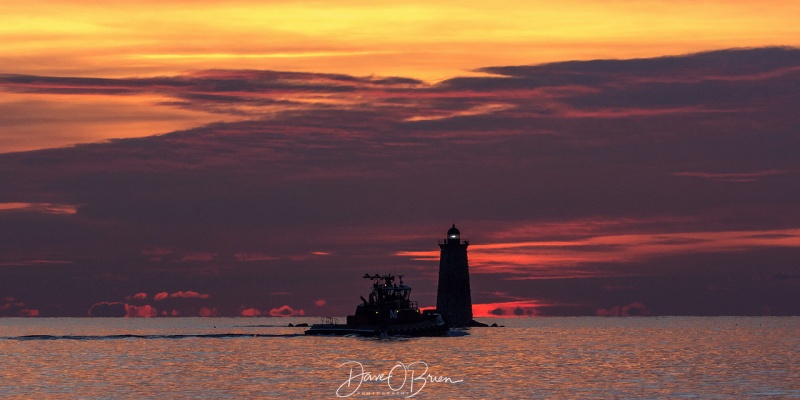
[473,300,542,318]
[240,307,261,317]
[199,306,218,317]
[126,304,157,318]
[314,299,326,307]
[153,291,210,300]
[596,301,651,316]
[131,292,147,300]
[170,291,210,299]
[19,309,40,317]
[269,305,305,317]
[88,301,158,317]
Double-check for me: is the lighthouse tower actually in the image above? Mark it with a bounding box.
[436,224,473,327]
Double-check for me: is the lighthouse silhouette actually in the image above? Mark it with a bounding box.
[436,224,473,327]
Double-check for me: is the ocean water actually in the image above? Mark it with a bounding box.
[1,317,799,399]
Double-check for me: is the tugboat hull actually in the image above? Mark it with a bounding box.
[305,317,448,337]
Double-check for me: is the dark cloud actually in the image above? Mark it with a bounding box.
[1,47,800,316]
[476,47,800,81]
[0,70,425,98]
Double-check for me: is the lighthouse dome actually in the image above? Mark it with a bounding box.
[447,224,460,239]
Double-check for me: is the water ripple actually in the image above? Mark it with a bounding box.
[4,333,304,341]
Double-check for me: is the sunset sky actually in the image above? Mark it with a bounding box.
[1,1,800,317]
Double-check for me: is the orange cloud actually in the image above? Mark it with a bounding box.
[0,92,227,153]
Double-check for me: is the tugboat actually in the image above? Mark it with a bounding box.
[305,274,448,337]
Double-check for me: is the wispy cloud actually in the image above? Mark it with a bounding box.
[129,51,394,60]
[0,202,76,214]
[398,224,800,279]
[672,169,791,182]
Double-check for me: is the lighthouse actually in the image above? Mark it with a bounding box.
[436,224,473,327]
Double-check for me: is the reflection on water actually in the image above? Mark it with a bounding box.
[1,317,799,398]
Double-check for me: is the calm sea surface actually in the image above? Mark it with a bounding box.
[1,317,798,399]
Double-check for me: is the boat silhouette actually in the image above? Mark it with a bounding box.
[305,273,448,337]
